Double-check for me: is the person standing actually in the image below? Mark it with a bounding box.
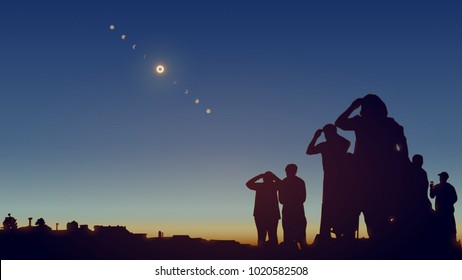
[430,171,458,245]
[307,124,357,240]
[404,155,433,234]
[246,171,280,247]
[274,164,308,249]
[335,94,409,239]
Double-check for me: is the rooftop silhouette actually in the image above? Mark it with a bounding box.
[1,213,461,260]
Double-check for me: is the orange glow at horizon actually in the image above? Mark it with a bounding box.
[10,215,462,246]
[109,220,324,245]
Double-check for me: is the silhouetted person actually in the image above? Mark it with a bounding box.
[335,94,409,239]
[246,171,280,247]
[274,164,307,248]
[410,155,433,213]
[430,172,458,246]
[307,124,357,239]
[397,154,434,241]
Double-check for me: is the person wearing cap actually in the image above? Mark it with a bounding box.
[430,171,458,245]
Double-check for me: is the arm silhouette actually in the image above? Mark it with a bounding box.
[306,129,323,155]
[335,98,362,130]
[268,172,282,184]
[246,174,265,191]
[270,172,282,195]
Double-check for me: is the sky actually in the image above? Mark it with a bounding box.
[1,1,461,244]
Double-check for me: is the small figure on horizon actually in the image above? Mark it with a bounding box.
[430,172,458,246]
[273,164,308,249]
[307,124,358,240]
[246,171,280,247]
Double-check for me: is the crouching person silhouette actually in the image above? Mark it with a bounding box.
[246,171,281,247]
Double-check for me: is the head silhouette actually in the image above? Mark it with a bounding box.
[285,164,298,177]
[263,171,273,183]
[323,124,337,140]
[412,154,424,168]
[360,94,388,119]
[438,172,449,183]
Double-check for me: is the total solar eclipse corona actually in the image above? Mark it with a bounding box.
[155,65,165,75]
[105,25,213,115]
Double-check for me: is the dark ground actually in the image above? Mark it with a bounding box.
[1,230,461,260]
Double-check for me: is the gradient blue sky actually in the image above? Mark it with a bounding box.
[1,1,461,243]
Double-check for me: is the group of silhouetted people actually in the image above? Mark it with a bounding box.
[248,94,458,250]
[308,94,458,247]
[246,164,307,249]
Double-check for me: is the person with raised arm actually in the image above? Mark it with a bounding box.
[307,124,357,240]
[246,171,280,247]
[335,94,409,240]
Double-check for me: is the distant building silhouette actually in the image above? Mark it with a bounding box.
[67,221,79,232]
[80,225,90,232]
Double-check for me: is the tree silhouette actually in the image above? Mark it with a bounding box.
[35,218,51,231]
[2,213,18,231]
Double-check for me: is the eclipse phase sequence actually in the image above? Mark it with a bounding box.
[108,23,212,114]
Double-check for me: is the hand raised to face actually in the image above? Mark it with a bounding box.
[351,98,363,109]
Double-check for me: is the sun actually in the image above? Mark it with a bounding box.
[155,65,165,75]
